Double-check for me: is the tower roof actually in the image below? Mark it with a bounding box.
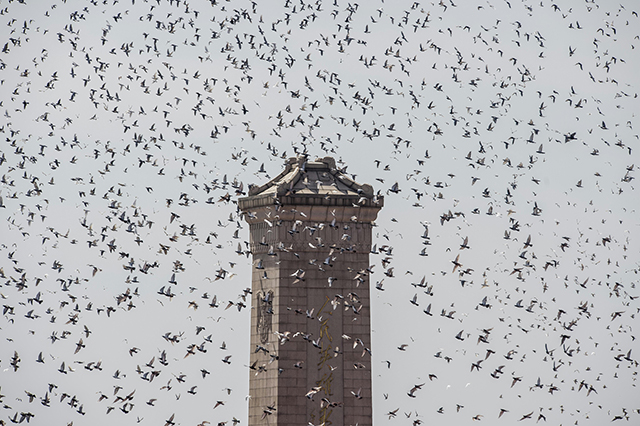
[238,156,383,210]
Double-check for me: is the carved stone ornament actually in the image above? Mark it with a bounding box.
[256,290,273,344]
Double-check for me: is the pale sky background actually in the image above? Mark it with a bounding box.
[0,0,638,425]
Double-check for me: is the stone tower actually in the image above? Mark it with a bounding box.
[239,157,383,426]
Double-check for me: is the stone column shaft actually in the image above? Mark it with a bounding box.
[240,157,382,426]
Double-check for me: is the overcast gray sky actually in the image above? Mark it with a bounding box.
[0,0,638,425]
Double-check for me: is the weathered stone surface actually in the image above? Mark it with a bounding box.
[240,157,382,426]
